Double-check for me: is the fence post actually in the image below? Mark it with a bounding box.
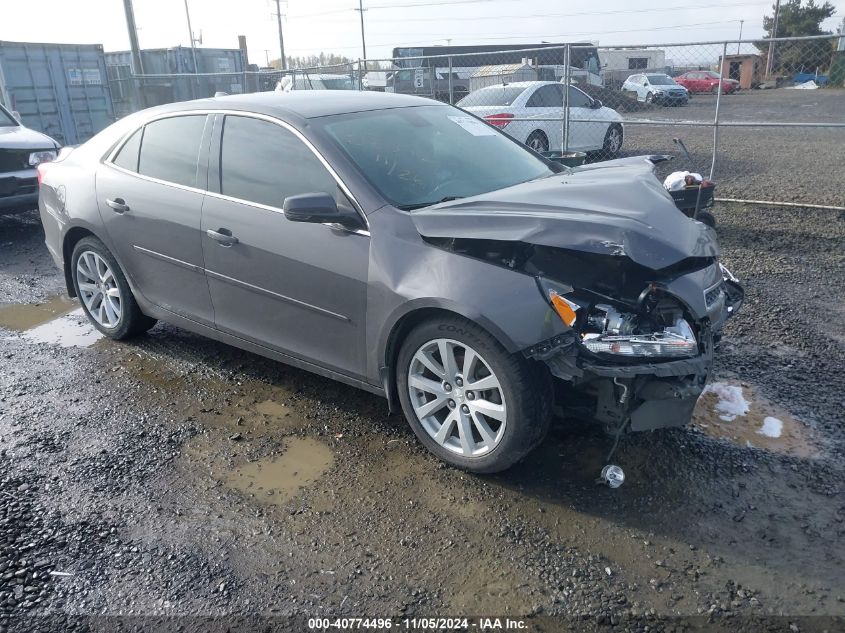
[448,56,454,104]
[358,59,364,90]
[563,44,571,151]
[710,42,728,181]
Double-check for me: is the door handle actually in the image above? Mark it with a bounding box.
[106,197,130,213]
[206,228,239,246]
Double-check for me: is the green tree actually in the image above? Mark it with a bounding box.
[758,0,836,74]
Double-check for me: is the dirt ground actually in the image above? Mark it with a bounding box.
[604,88,845,208]
[1,182,844,630]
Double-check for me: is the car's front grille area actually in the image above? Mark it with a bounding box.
[0,175,37,198]
[0,148,32,172]
[704,281,726,309]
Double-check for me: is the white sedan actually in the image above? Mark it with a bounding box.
[458,81,623,156]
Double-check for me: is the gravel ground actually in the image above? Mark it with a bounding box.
[1,195,844,632]
[598,89,845,207]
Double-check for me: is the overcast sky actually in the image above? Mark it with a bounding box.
[1,0,842,64]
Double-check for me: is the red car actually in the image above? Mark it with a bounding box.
[674,71,740,94]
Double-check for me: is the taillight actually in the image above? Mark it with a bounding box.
[483,113,514,128]
[36,162,48,186]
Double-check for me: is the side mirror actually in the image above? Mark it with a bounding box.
[591,98,603,109]
[11,110,22,123]
[283,192,362,228]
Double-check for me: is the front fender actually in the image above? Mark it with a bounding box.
[365,207,569,384]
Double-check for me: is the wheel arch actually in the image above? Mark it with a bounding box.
[62,225,99,298]
[525,129,549,151]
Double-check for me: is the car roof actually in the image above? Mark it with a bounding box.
[149,90,444,120]
[479,81,560,89]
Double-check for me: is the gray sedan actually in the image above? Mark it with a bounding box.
[38,91,741,473]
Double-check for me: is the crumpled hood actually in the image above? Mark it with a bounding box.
[410,159,718,270]
[0,124,58,150]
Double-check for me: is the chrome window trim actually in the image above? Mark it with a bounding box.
[102,108,369,231]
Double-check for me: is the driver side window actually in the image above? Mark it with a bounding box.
[219,115,340,209]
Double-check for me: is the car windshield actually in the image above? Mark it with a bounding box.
[646,75,676,85]
[0,105,17,127]
[319,104,554,210]
[457,86,525,107]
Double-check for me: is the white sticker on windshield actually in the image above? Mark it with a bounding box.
[448,115,498,136]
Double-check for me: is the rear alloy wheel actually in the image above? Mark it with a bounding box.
[602,124,624,158]
[645,92,655,104]
[71,236,156,339]
[397,317,551,473]
[526,130,549,153]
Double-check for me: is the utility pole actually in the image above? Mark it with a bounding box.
[355,0,367,61]
[737,20,744,55]
[838,16,845,52]
[274,0,287,69]
[183,0,199,73]
[766,0,781,76]
[121,0,144,74]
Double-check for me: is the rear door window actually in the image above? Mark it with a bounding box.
[137,115,207,188]
[526,85,562,108]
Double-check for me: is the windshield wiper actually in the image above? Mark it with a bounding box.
[400,196,464,211]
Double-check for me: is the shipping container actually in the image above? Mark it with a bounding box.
[105,47,246,117]
[0,41,115,145]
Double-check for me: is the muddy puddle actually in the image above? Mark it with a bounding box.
[693,380,817,457]
[224,437,333,505]
[0,296,103,348]
[0,295,77,330]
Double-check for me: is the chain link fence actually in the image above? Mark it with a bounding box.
[109,35,845,208]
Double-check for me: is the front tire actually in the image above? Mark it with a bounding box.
[396,316,552,473]
[71,236,157,339]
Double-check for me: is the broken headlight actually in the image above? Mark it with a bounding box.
[581,304,697,358]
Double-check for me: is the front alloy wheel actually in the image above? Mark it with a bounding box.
[396,317,552,473]
[76,250,122,328]
[408,338,506,457]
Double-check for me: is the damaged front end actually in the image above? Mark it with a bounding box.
[532,269,743,434]
[412,159,744,434]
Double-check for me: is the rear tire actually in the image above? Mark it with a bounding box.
[602,124,624,158]
[71,236,157,340]
[526,130,549,153]
[396,316,552,473]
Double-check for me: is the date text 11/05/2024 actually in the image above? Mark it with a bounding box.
[308,617,529,630]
